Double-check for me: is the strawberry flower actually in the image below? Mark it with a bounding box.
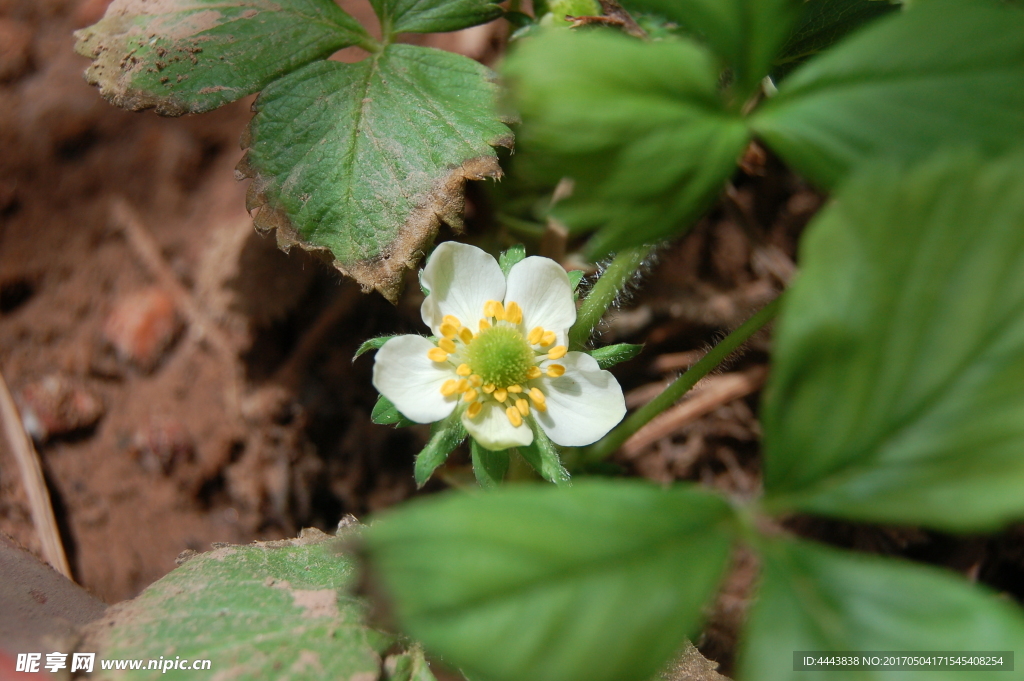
[372,242,626,452]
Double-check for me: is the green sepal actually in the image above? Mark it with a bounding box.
[383,644,438,681]
[470,441,510,489]
[499,244,527,277]
[372,395,417,428]
[414,411,467,487]
[588,343,643,369]
[518,422,570,486]
[567,270,585,300]
[355,335,400,360]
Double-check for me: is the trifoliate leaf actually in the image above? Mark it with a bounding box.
[470,440,509,489]
[73,0,369,116]
[619,0,802,97]
[773,0,898,79]
[365,481,736,681]
[81,529,388,681]
[752,0,1024,188]
[414,411,467,486]
[239,45,513,302]
[742,536,1024,681]
[763,150,1024,531]
[504,31,749,256]
[373,394,417,428]
[589,343,643,369]
[371,0,504,36]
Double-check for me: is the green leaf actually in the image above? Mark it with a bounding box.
[741,536,1024,681]
[239,45,513,302]
[73,0,369,116]
[518,423,570,485]
[83,529,389,681]
[751,0,1024,188]
[414,410,467,486]
[371,0,503,36]
[355,334,400,359]
[470,440,509,489]
[774,0,899,78]
[365,481,737,681]
[373,394,417,428]
[504,31,749,256]
[762,151,1024,531]
[498,244,527,277]
[589,343,643,369]
[619,0,802,96]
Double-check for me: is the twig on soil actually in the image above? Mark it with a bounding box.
[109,197,244,418]
[271,285,360,392]
[620,366,768,458]
[0,367,72,579]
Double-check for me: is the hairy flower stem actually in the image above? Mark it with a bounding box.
[568,245,654,350]
[575,295,782,465]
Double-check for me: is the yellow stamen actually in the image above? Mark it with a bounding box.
[440,379,458,396]
[505,406,523,427]
[484,300,501,319]
[463,389,478,402]
[493,387,508,402]
[493,301,507,321]
[427,347,448,362]
[456,363,472,376]
[528,327,544,345]
[455,379,470,393]
[479,319,491,331]
[439,338,457,353]
[459,327,474,344]
[515,398,530,416]
[469,374,483,387]
[547,364,565,377]
[529,387,547,409]
[541,331,557,346]
[443,315,461,328]
[547,345,567,360]
[467,401,482,418]
[439,322,459,340]
[507,384,523,393]
[505,301,523,325]
[526,366,542,380]
[482,384,495,394]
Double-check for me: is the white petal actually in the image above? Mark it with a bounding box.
[420,242,506,335]
[535,351,626,447]
[462,401,534,451]
[504,256,576,344]
[372,335,457,423]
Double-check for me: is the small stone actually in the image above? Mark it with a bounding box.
[129,416,194,475]
[0,19,32,82]
[102,287,182,372]
[17,374,104,442]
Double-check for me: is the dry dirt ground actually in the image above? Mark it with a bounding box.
[1,0,1023,676]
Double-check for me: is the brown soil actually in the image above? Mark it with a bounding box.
[1,1,1022,678]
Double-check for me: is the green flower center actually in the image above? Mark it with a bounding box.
[467,325,535,387]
